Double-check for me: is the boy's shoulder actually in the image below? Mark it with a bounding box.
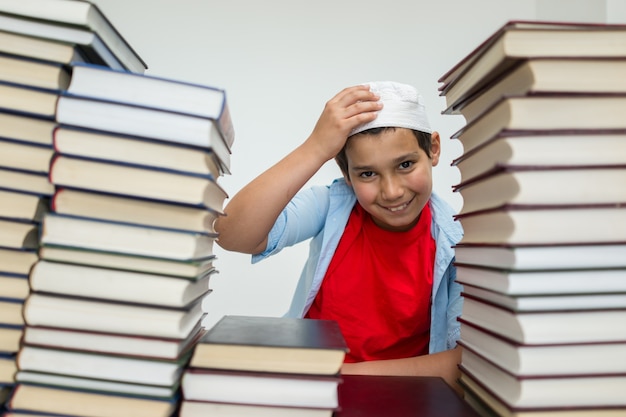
[430,192,464,243]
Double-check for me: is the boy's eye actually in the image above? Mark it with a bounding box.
[359,171,375,178]
[399,161,413,169]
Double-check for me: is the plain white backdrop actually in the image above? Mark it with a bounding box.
[91,0,625,327]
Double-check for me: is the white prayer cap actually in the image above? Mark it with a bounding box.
[349,81,432,136]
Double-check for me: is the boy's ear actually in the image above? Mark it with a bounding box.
[430,131,441,167]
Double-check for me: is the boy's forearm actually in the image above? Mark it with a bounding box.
[340,346,463,394]
[215,140,328,254]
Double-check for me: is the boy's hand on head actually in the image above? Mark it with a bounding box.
[306,85,382,162]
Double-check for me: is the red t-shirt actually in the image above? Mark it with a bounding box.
[306,202,435,362]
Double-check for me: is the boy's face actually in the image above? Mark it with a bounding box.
[344,128,440,232]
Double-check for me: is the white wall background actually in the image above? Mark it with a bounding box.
[90,0,625,328]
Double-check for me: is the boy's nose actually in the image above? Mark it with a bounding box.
[380,176,404,201]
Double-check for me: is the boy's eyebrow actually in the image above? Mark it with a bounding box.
[350,152,421,171]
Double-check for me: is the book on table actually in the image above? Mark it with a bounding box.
[0,29,89,65]
[0,110,57,146]
[455,204,626,245]
[452,242,626,270]
[453,166,626,215]
[38,244,216,278]
[0,274,28,302]
[0,190,49,223]
[52,188,220,235]
[180,400,335,417]
[458,319,626,377]
[454,263,626,295]
[450,94,626,155]
[0,325,22,352]
[0,248,38,276]
[459,370,626,417]
[22,320,206,361]
[7,384,178,417]
[0,53,71,91]
[181,368,342,410]
[0,168,54,196]
[438,20,626,109]
[189,315,348,375]
[0,0,147,73]
[48,155,228,213]
[459,347,626,409]
[460,295,626,345]
[29,259,213,308]
[0,219,38,250]
[66,62,234,149]
[0,299,24,327]
[0,352,17,384]
[53,126,225,178]
[22,292,205,339]
[445,58,626,123]
[452,130,626,184]
[0,139,53,175]
[40,213,217,261]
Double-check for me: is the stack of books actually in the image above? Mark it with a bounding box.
[180,315,348,417]
[0,0,145,410]
[0,1,236,416]
[439,21,626,417]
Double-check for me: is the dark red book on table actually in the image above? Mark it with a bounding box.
[335,375,480,417]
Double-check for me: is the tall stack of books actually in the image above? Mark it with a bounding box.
[0,1,236,417]
[439,20,626,417]
[0,0,145,410]
[179,315,348,417]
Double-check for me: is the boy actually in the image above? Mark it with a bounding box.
[215,81,463,389]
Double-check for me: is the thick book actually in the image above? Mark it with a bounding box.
[454,263,626,295]
[0,29,88,65]
[0,12,128,71]
[452,131,626,184]
[0,167,55,196]
[0,325,22,352]
[38,244,216,278]
[460,347,626,408]
[459,370,626,417]
[453,242,626,270]
[182,367,341,409]
[0,139,53,174]
[455,204,626,245]
[445,58,626,123]
[22,292,205,339]
[454,166,626,215]
[438,20,626,108]
[67,62,234,149]
[0,110,57,146]
[54,94,232,171]
[16,345,189,387]
[0,219,38,250]
[15,370,178,399]
[0,81,59,119]
[0,352,16,384]
[0,0,147,73]
[0,53,70,91]
[0,190,49,222]
[52,188,220,234]
[0,274,29,300]
[0,248,38,276]
[40,213,217,261]
[180,400,333,417]
[0,298,23,326]
[459,319,626,377]
[7,384,178,417]
[190,315,348,375]
[451,94,626,155]
[22,321,206,360]
[461,283,626,311]
[461,295,626,344]
[53,125,225,178]
[335,375,479,417]
[49,155,228,212]
[29,260,213,308]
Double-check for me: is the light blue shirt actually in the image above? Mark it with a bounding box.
[253,178,464,354]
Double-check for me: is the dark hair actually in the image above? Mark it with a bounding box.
[334,127,433,178]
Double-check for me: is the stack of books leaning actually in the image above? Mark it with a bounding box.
[439,20,626,417]
[180,315,349,417]
[0,0,236,416]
